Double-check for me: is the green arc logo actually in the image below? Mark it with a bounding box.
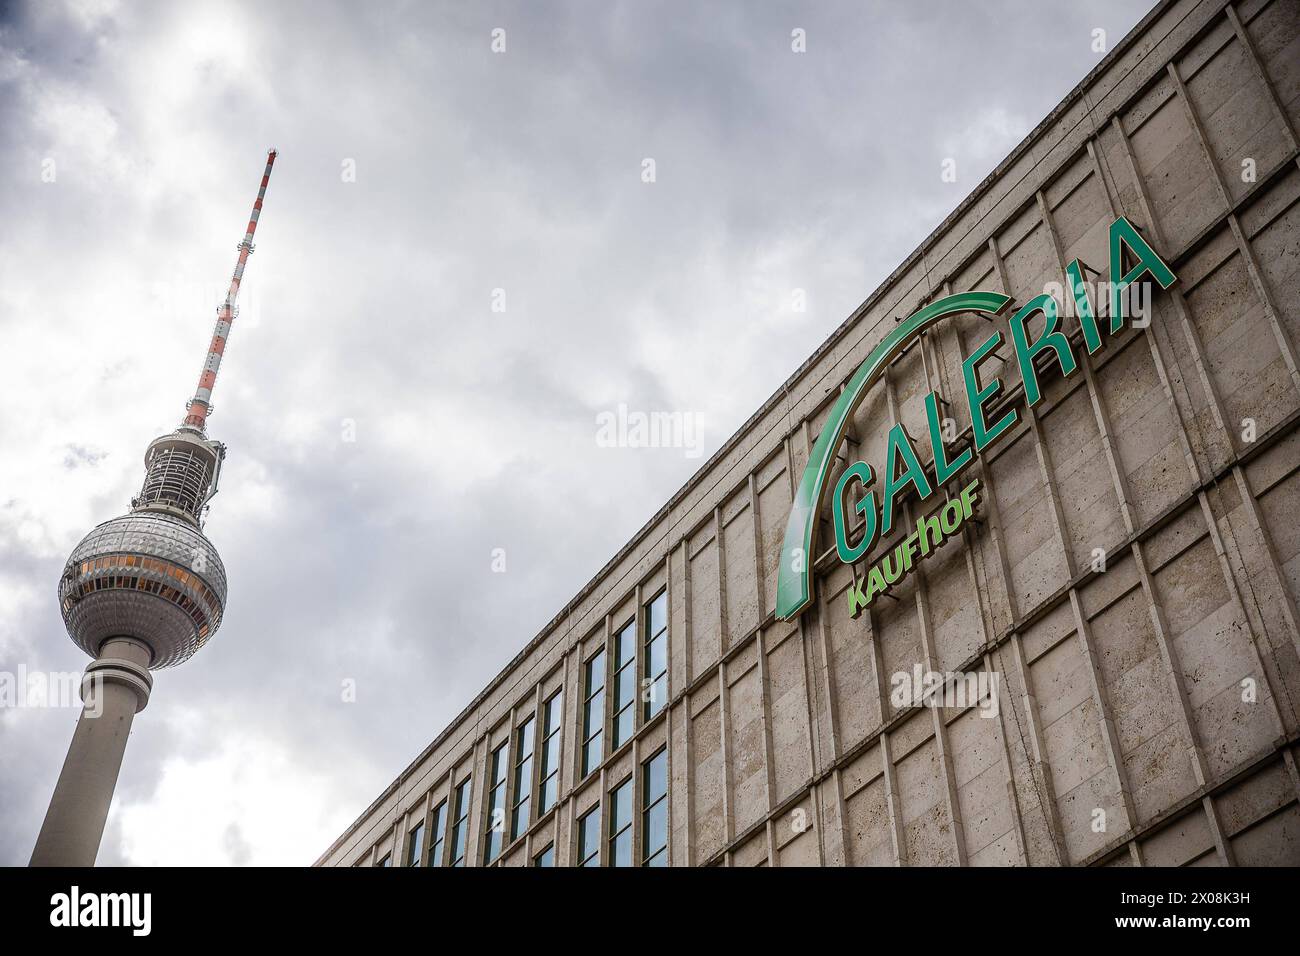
[774,291,1011,620]
[774,215,1176,621]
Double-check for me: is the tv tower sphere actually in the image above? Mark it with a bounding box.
[31,150,277,867]
[58,441,230,669]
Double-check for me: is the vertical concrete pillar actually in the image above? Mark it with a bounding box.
[30,637,153,867]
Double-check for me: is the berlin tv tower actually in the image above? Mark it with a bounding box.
[30,151,278,866]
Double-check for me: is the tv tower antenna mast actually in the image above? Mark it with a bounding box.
[30,150,278,867]
[182,149,276,433]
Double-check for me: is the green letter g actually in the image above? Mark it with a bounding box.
[833,461,878,564]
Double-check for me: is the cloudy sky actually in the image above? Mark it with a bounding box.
[0,0,1148,865]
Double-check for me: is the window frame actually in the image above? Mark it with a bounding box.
[640,747,669,866]
[538,689,564,814]
[607,775,634,867]
[581,647,607,778]
[510,715,536,841]
[576,803,601,867]
[610,619,637,751]
[642,589,668,722]
[483,739,510,864]
[426,798,448,867]
[449,777,472,868]
[405,818,425,867]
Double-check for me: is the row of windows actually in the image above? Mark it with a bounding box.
[373,590,671,867]
[594,590,668,766]
[386,781,466,868]
[75,553,221,616]
[63,554,223,641]
[399,742,669,868]
[575,748,667,867]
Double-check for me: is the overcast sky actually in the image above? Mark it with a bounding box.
[0,0,1149,866]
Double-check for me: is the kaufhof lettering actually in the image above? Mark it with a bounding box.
[775,215,1177,621]
[843,478,981,617]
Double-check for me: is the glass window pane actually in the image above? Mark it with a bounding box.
[646,750,667,800]
[450,780,472,866]
[616,622,636,665]
[614,707,633,747]
[534,844,554,867]
[578,808,600,866]
[539,699,562,813]
[645,674,667,720]
[648,592,666,636]
[611,780,632,828]
[615,667,635,708]
[406,822,424,866]
[642,750,668,865]
[428,801,447,867]
[452,823,467,866]
[545,691,563,734]
[644,800,667,857]
[583,729,603,776]
[511,718,535,840]
[649,633,667,677]
[511,796,530,839]
[611,831,632,867]
[585,650,605,693]
[485,745,508,862]
[585,689,604,734]
[484,799,503,861]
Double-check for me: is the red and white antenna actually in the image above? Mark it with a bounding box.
[182,149,278,431]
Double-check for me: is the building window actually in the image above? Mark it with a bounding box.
[642,749,668,866]
[608,777,633,867]
[406,820,425,866]
[427,800,447,867]
[484,741,509,863]
[533,843,555,867]
[577,805,601,867]
[643,591,668,721]
[511,716,535,840]
[538,690,563,813]
[378,853,391,868]
[582,649,605,777]
[450,778,472,867]
[612,620,636,749]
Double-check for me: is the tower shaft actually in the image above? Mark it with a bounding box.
[182,149,277,431]
[30,638,153,867]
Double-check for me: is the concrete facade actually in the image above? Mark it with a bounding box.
[318,0,1300,867]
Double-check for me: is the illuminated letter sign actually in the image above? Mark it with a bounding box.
[775,216,1175,621]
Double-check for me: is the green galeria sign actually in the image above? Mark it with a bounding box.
[774,216,1176,621]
